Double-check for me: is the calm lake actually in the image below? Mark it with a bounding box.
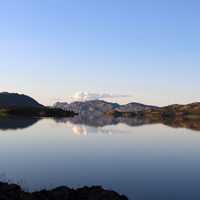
[0,117,200,200]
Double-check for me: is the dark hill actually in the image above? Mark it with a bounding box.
[0,92,43,108]
[0,182,128,200]
[0,93,76,118]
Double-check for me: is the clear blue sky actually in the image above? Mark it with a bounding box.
[0,0,199,105]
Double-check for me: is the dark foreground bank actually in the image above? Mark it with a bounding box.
[0,182,128,200]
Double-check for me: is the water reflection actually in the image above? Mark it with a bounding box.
[0,115,199,132]
[55,115,200,132]
[0,117,200,200]
[63,122,116,136]
[0,117,39,130]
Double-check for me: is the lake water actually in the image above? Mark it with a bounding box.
[0,117,200,200]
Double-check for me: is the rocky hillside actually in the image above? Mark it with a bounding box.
[115,102,157,112]
[161,102,200,116]
[54,100,200,120]
[54,100,156,117]
[54,100,119,117]
[0,92,43,108]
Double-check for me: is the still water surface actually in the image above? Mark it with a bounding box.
[0,117,200,200]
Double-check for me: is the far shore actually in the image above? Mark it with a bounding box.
[0,107,76,118]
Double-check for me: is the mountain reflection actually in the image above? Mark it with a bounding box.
[0,117,39,130]
[0,115,199,132]
[54,116,159,135]
[55,116,150,127]
[64,122,116,136]
[55,115,200,132]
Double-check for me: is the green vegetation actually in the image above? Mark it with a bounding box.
[0,109,8,117]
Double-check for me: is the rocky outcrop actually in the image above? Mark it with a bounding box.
[0,182,128,200]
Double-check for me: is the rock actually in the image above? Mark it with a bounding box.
[0,183,21,193]
[54,100,156,117]
[0,182,128,200]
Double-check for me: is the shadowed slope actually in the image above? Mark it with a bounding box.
[0,92,43,108]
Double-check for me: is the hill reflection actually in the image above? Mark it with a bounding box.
[0,115,199,132]
[0,117,39,130]
[55,115,200,132]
